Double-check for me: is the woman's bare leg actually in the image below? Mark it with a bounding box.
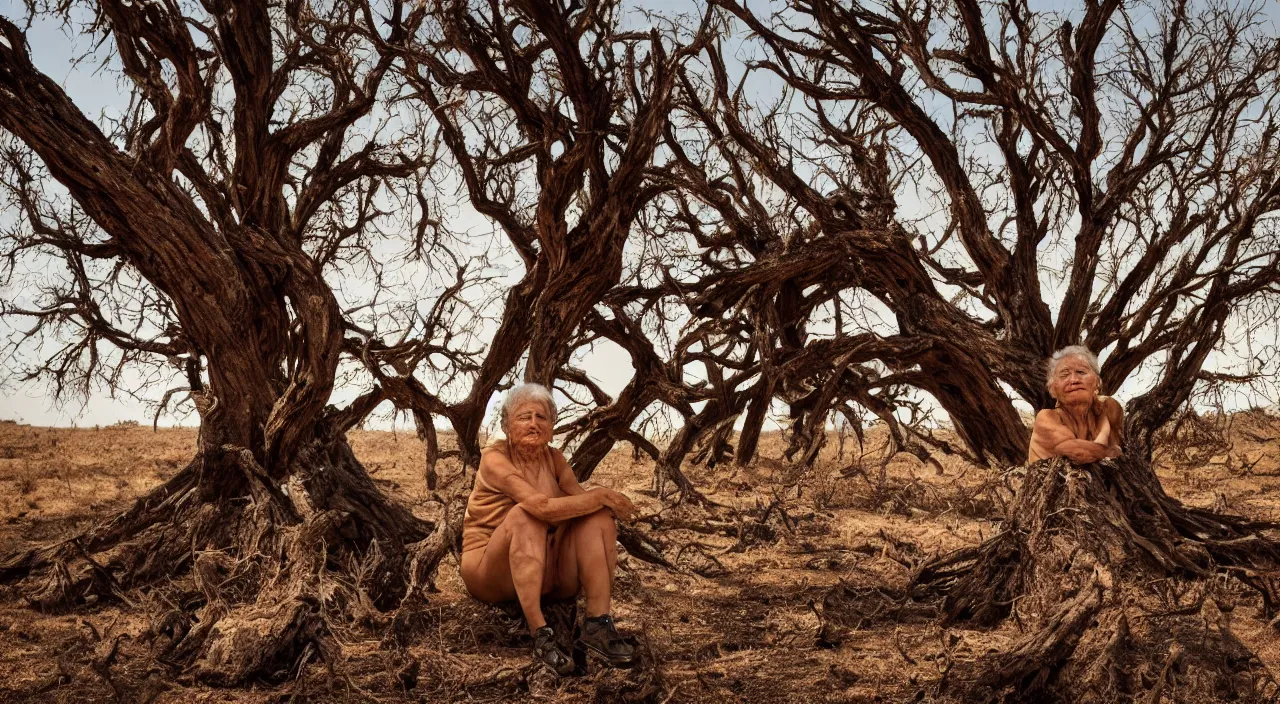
[553,509,618,617]
[460,506,554,634]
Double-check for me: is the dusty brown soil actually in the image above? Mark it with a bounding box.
[1,412,1279,703]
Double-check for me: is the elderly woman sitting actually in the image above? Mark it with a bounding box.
[460,383,638,675]
[1028,345,1124,464]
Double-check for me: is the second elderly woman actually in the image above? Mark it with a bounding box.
[460,383,638,675]
[1028,345,1124,463]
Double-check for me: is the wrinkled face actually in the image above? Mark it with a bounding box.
[506,400,553,449]
[1050,356,1100,403]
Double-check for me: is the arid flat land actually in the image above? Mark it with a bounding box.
[1,414,1279,703]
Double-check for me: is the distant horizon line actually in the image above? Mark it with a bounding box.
[6,404,1278,434]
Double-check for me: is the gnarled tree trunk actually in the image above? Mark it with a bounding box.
[907,455,1280,702]
[0,15,446,684]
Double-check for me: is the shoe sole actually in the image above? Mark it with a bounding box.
[577,640,637,668]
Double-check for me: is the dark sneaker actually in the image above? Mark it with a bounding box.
[577,614,636,667]
[532,626,575,676]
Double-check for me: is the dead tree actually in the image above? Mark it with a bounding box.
[683,0,1280,466]
[358,0,713,468]
[560,309,692,480]
[675,0,1280,695]
[0,2,457,683]
[553,297,752,502]
[560,157,933,488]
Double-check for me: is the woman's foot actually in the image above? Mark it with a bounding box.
[532,626,575,676]
[577,614,636,667]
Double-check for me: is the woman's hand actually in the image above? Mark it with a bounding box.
[598,489,637,522]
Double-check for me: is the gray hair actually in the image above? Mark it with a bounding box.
[500,383,557,431]
[1046,345,1101,390]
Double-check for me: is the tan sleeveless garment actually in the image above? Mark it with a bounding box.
[461,439,564,553]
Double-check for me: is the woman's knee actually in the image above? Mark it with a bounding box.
[506,505,550,532]
[575,508,617,538]
[506,507,550,553]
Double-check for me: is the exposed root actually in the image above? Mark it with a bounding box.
[0,437,451,686]
[816,583,937,646]
[618,524,674,569]
[909,456,1280,702]
[191,512,342,685]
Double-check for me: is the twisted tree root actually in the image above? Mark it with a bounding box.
[0,438,454,686]
[901,456,1280,702]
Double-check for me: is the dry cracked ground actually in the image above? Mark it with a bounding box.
[2,412,1279,703]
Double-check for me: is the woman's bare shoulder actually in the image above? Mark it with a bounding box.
[480,437,509,456]
[477,442,516,477]
[1033,408,1061,426]
[1096,395,1124,415]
